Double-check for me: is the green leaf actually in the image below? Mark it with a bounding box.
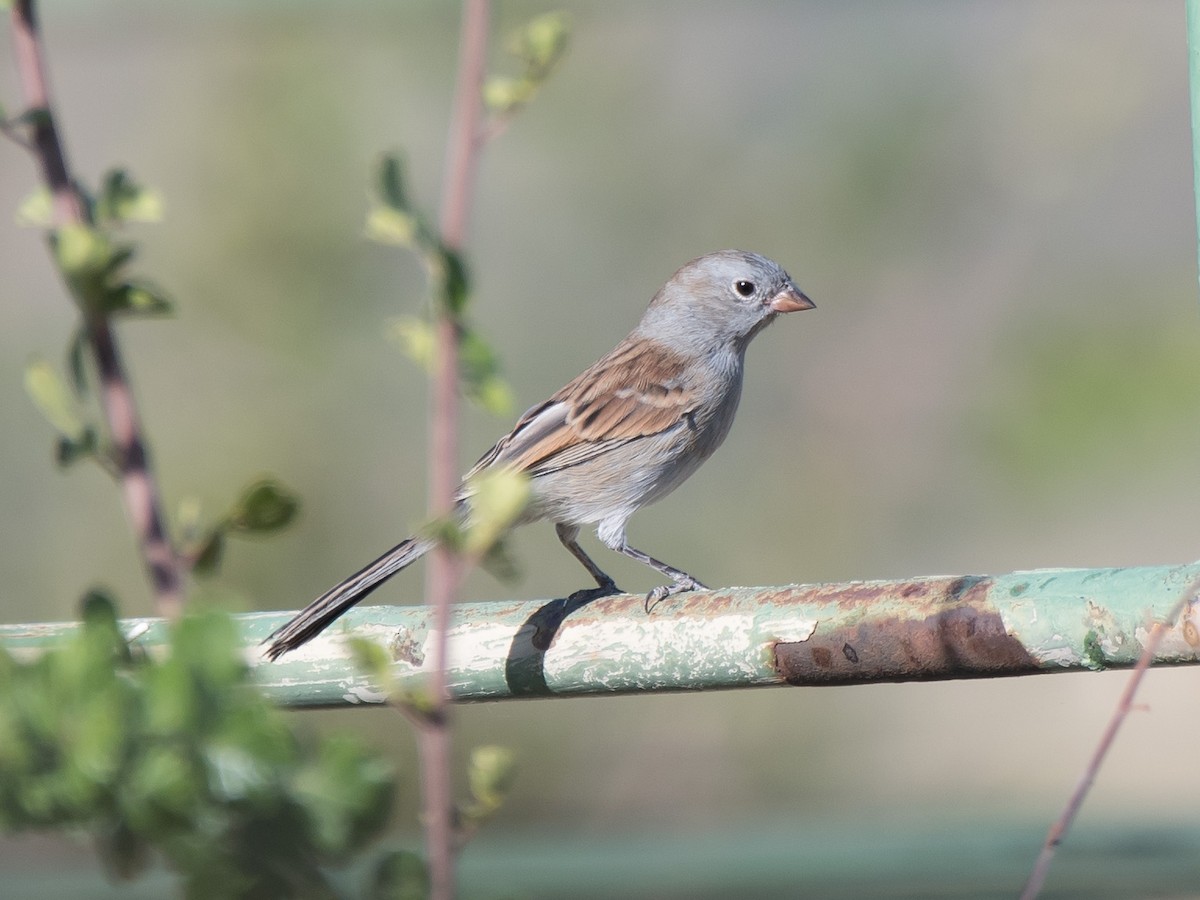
[366,154,434,249]
[460,325,513,415]
[422,514,465,554]
[78,587,120,636]
[55,428,99,468]
[375,153,409,212]
[460,744,516,829]
[386,316,435,370]
[168,610,246,691]
[365,205,419,248]
[482,76,530,115]
[462,468,530,558]
[51,223,113,283]
[123,744,201,830]
[48,226,170,319]
[15,186,52,228]
[484,12,571,117]
[290,735,395,858]
[227,479,300,535]
[24,358,87,440]
[479,537,522,584]
[367,850,429,900]
[433,246,470,316]
[190,530,225,578]
[348,638,393,689]
[50,225,137,316]
[513,11,571,74]
[467,745,516,808]
[96,169,163,225]
[105,280,173,317]
[67,326,90,396]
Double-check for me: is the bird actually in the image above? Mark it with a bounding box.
[264,250,814,659]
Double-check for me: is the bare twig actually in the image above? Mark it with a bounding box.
[420,1,491,897]
[9,0,184,618]
[1020,573,1200,898]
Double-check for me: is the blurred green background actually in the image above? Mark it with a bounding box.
[2,1,1199,895]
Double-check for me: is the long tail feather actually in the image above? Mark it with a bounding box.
[264,535,436,659]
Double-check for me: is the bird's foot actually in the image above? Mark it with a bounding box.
[644,575,708,613]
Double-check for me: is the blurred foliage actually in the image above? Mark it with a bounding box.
[23,356,99,468]
[459,467,531,560]
[457,745,517,839]
[18,169,163,229]
[51,223,171,318]
[482,11,570,123]
[0,592,403,898]
[13,161,302,580]
[367,11,570,421]
[973,315,1200,492]
[184,478,302,578]
[349,638,518,846]
[367,153,515,416]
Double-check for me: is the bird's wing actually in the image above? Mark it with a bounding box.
[466,338,697,480]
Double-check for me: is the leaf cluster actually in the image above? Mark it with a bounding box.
[418,467,531,584]
[17,169,171,318]
[365,155,516,417]
[184,479,302,578]
[0,594,409,898]
[483,11,571,121]
[349,639,518,847]
[363,13,570,421]
[18,170,172,469]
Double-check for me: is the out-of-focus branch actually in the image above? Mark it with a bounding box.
[8,0,184,618]
[10,1,83,224]
[422,1,491,897]
[1019,570,1200,899]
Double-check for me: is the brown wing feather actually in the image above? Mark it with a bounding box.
[465,337,695,481]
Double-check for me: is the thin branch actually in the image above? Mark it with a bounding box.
[9,0,184,618]
[1019,572,1200,899]
[10,1,83,224]
[420,1,491,897]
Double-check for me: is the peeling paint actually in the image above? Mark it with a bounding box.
[342,682,387,705]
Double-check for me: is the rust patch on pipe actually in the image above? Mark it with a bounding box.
[775,605,1040,684]
[773,574,1041,684]
[390,628,425,668]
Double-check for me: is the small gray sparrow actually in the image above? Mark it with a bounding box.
[265,250,813,659]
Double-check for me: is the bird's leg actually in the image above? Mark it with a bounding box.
[613,542,709,611]
[555,523,622,602]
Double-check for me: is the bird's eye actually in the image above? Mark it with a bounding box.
[734,280,756,298]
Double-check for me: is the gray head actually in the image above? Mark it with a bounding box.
[637,250,814,354]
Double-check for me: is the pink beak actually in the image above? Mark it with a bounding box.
[769,284,816,313]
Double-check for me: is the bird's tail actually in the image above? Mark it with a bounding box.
[264,534,436,660]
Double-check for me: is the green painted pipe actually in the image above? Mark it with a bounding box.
[2,564,1198,708]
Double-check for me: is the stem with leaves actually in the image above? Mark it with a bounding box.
[362,7,568,893]
[8,0,184,618]
[421,2,491,896]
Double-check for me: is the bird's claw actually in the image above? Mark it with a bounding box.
[644,575,708,612]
